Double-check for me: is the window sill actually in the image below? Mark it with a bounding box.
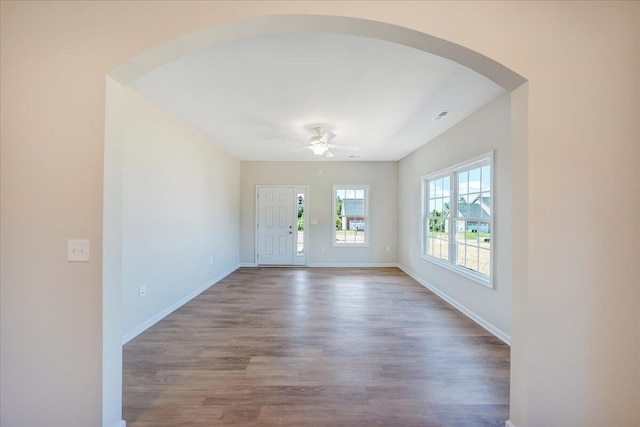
[332,243,370,248]
[420,254,493,289]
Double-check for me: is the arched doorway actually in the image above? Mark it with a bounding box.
[104,14,527,426]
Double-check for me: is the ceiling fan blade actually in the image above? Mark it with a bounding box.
[324,150,334,158]
[291,145,313,152]
[320,131,336,143]
[327,144,359,151]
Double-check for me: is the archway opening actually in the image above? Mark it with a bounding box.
[103,14,527,427]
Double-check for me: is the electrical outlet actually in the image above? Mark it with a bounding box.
[386,246,391,252]
[209,256,214,265]
[139,285,146,298]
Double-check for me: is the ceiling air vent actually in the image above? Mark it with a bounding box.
[433,111,450,121]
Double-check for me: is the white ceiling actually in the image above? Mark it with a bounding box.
[130,32,505,161]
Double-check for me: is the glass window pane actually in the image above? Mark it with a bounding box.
[458,171,468,195]
[435,198,442,215]
[297,193,304,254]
[442,197,450,216]
[441,220,449,260]
[479,226,491,249]
[457,242,466,268]
[345,192,364,216]
[443,176,450,194]
[458,196,469,217]
[480,192,491,219]
[456,220,466,243]
[469,193,481,218]
[481,165,491,192]
[434,179,442,197]
[348,217,365,231]
[429,180,436,198]
[440,241,449,260]
[468,167,481,193]
[479,249,490,276]
[466,244,479,272]
[466,224,479,247]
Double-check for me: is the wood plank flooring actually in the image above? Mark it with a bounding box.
[123,267,510,426]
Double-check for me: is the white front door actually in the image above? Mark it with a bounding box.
[257,187,295,265]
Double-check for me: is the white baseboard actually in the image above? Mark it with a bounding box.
[107,420,126,427]
[505,420,516,427]
[122,264,239,344]
[241,262,398,268]
[398,264,511,345]
[307,262,399,268]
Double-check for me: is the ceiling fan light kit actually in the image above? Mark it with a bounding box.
[297,127,359,158]
[310,144,328,156]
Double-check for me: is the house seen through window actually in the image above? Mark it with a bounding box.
[423,154,493,286]
[297,193,304,255]
[333,185,369,247]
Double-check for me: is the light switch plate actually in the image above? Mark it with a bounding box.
[68,239,90,262]
[310,219,318,225]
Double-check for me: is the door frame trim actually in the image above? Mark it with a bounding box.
[255,185,309,266]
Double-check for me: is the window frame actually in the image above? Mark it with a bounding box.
[332,184,370,248]
[421,152,494,288]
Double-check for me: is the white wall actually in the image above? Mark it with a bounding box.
[240,161,398,266]
[1,3,638,427]
[121,88,240,340]
[398,93,511,340]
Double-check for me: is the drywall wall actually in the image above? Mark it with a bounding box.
[240,162,398,266]
[121,87,240,340]
[398,93,511,339]
[1,3,638,427]
[103,77,126,427]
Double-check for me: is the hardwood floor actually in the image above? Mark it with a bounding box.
[123,267,510,426]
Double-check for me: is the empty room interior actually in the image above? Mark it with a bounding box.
[114,27,514,426]
[1,3,639,427]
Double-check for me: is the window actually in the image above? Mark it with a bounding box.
[333,185,369,247]
[422,154,493,286]
[297,193,305,255]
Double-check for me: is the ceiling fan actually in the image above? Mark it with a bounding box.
[293,127,359,158]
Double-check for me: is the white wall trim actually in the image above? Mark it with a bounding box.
[122,265,239,344]
[307,262,399,268]
[398,264,511,345]
[241,263,399,268]
[505,420,516,427]
[107,420,126,427]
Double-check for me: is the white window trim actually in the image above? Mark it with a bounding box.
[332,184,370,248]
[420,152,494,288]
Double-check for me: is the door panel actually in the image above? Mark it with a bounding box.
[258,187,295,265]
